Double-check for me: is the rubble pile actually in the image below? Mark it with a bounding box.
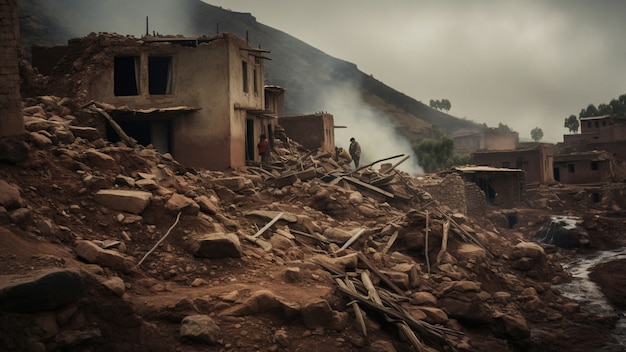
[0,96,621,351]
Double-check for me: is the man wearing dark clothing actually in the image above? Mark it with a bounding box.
[257,134,269,168]
[349,137,361,169]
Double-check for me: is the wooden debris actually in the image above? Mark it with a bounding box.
[137,212,182,267]
[437,219,450,265]
[381,231,398,254]
[425,209,431,274]
[251,212,284,239]
[336,228,367,252]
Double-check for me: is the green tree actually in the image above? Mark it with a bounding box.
[564,115,579,133]
[412,136,469,173]
[580,104,598,117]
[530,127,544,141]
[597,103,612,115]
[429,99,452,113]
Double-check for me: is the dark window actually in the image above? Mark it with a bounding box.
[587,121,592,128]
[114,56,139,96]
[149,56,172,95]
[568,164,575,173]
[591,161,599,171]
[595,121,599,128]
[603,120,607,126]
[253,68,258,94]
[242,61,248,93]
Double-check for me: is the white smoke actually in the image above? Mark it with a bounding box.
[319,84,424,175]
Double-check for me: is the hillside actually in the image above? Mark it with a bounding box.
[17,0,485,146]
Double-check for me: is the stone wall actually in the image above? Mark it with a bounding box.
[417,174,467,214]
[0,0,23,137]
[416,173,487,217]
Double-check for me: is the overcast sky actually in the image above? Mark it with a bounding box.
[205,0,626,143]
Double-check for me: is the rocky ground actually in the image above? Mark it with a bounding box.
[1,96,626,352]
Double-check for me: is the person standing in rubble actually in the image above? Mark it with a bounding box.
[349,137,361,169]
[258,134,269,168]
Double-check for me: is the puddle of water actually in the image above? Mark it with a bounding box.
[558,247,626,348]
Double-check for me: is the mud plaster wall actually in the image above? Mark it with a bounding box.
[0,0,23,137]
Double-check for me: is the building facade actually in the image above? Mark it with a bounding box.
[471,144,554,184]
[36,32,274,170]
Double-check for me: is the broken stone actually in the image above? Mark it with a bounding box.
[180,315,222,345]
[195,195,219,215]
[165,193,200,215]
[189,232,243,259]
[301,299,333,328]
[75,240,135,272]
[0,180,24,209]
[94,189,152,214]
[220,290,300,319]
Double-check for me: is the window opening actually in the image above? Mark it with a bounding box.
[149,56,172,95]
[242,61,248,93]
[568,164,575,173]
[591,161,599,171]
[114,56,139,96]
[253,68,258,94]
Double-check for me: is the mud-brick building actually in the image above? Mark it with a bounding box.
[563,115,626,160]
[471,144,554,184]
[36,32,274,170]
[453,129,518,155]
[279,113,335,153]
[0,0,23,137]
[553,151,622,184]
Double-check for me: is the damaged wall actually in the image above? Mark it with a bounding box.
[0,0,23,137]
[38,33,267,170]
[279,113,335,153]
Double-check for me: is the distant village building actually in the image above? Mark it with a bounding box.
[33,32,275,170]
[453,129,518,155]
[563,115,626,160]
[471,144,554,184]
[279,113,335,153]
[0,0,23,137]
[553,150,622,184]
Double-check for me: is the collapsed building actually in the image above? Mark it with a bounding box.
[33,32,279,170]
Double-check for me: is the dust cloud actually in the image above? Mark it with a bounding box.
[320,84,424,176]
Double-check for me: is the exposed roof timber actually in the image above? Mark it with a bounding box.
[455,166,523,173]
[240,47,271,53]
[112,106,199,113]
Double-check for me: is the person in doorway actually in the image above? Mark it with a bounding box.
[257,134,269,168]
[349,137,361,169]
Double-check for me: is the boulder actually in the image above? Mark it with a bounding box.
[180,315,222,345]
[189,232,243,259]
[0,269,83,313]
[0,180,24,209]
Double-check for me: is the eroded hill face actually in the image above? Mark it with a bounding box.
[0,95,624,351]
